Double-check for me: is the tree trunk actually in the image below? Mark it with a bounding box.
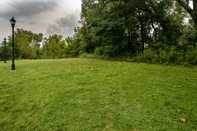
[177,0,197,26]
[139,12,145,54]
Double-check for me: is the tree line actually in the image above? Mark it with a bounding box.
[0,28,78,60]
[71,0,197,65]
[1,0,197,65]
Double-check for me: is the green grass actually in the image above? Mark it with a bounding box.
[0,58,197,131]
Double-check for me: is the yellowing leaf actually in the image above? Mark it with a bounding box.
[180,118,186,123]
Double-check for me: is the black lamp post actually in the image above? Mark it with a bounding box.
[3,38,6,63]
[10,17,16,70]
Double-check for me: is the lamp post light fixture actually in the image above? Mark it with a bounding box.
[3,38,6,63]
[10,17,16,70]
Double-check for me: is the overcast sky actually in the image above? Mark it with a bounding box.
[0,0,81,42]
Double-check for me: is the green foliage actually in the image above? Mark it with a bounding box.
[6,28,43,59]
[179,28,197,50]
[185,46,197,65]
[0,40,12,61]
[176,0,197,26]
[1,0,197,65]
[136,45,197,65]
[79,52,95,59]
[42,35,67,59]
[0,59,197,130]
[71,0,190,59]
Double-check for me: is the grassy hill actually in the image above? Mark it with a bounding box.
[0,59,197,130]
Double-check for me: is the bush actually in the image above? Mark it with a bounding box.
[185,47,197,65]
[136,46,197,65]
[79,52,95,59]
[135,49,155,63]
[94,47,105,57]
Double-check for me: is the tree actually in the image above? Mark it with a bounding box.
[7,28,43,59]
[77,0,185,57]
[42,34,67,58]
[176,0,197,26]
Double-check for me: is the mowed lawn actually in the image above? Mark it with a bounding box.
[0,58,197,131]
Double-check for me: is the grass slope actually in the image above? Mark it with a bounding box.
[0,59,197,131]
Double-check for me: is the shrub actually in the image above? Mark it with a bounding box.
[79,52,95,59]
[136,45,197,65]
[185,47,197,65]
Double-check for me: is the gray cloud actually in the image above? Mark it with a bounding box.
[0,0,81,40]
[46,9,80,37]
[28,21,36,25]
[0,0,62,19]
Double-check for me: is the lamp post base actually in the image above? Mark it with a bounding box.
[11,64,15,70]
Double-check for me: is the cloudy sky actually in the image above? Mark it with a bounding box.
[0,0,81,42]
